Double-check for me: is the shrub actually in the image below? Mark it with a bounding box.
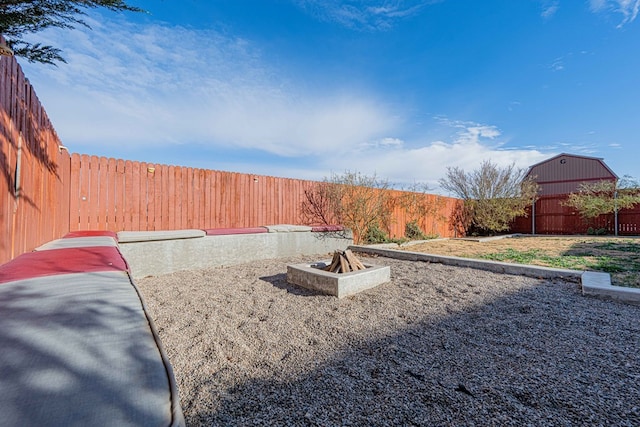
[405,220,427,240]
[364,223,389,244]
[587,227,608,236]
[439,160,538,235]
[300,171,395,244]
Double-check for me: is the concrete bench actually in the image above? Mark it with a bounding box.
[0,233,184,426]
[117,229,206,243]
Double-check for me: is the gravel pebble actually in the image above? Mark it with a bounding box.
[137,255,640,426]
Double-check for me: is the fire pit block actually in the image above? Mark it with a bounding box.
[287,261,390,298]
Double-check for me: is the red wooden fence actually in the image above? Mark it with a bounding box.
[5,46,639,267]
[68,154,458,239]
[1,50,71,265]
[68,154,317,232]
[510,194,640,235]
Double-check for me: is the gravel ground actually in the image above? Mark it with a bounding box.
[137,254,640,426]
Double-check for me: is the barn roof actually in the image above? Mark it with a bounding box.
[526,153,618,180]
[525,153,618,196]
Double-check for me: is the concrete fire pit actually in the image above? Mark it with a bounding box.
[287,260,390,298]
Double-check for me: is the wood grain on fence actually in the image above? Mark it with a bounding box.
[2,40,461,264]
[0,52,71,264]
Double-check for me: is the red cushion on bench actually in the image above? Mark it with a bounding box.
[0,246,129,284]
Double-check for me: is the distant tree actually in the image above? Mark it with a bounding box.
[439,160,539,235]
[301,171,395,244]
[0,1,143,64]
[564,175,640,220]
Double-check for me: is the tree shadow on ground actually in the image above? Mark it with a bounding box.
[0,272,179,425]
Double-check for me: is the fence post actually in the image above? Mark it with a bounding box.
[531,201,535,235]
[614,190,618,236]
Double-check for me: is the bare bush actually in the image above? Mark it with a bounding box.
[301,172,395,244]
[439,160,538,235]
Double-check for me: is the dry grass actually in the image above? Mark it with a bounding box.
[401,236,640,288]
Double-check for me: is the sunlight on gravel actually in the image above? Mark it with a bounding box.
[138,255,640,426]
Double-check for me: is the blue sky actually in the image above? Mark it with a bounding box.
[19,0,640,192]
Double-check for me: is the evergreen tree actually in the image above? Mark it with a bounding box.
[0,1,143,64]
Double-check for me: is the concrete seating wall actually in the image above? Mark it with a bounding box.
[119,225,353,279]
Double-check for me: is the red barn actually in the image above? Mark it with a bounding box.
[511,153,637,235]
[525,153,617,196]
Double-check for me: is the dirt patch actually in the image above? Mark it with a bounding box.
[401,236,640,287]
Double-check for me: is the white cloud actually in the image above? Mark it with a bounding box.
[21,17,399,157]
[558,142,599,154]
[293,0,436,30]
[589,0,640,27]
[316,120,550,191]
[19,15,553,188]
[359,137,405,150]
[550,57,565,71]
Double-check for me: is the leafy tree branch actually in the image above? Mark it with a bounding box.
[564,176,640,220]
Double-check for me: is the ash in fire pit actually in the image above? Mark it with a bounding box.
[287,250,390,298]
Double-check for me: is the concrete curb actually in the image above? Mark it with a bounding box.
[455,234,523,242]
[349,245,640,305]
[581,271,640,304]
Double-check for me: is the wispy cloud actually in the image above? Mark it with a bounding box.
[550,57,565,71]
[541,1,560,18]
[292,0,437,30]
[558,141,599,154]
[320,119,550,189]
[22,17,399,157]
[21,15,552,186]
[589,0,640,27]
